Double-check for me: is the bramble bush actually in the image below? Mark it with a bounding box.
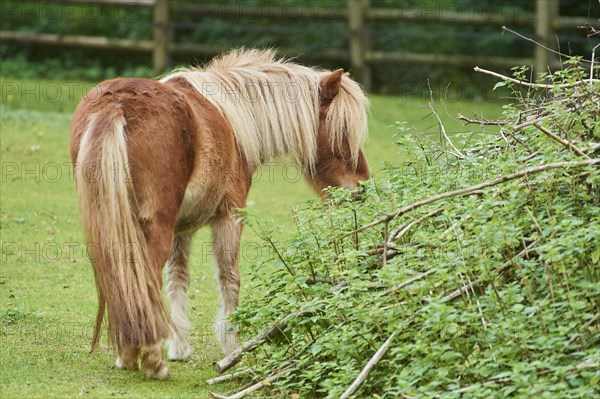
[212,58,599,397]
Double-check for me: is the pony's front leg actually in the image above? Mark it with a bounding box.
[167,234,193,360]
[211,216,242,355]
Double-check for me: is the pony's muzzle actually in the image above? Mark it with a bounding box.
[351,182,367,202]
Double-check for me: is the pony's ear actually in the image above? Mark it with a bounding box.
[320,69,344,108]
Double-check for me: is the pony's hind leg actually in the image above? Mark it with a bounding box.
[133,219,177,379]
[142,342,170,380]
[167,234,193,360]
[111,220,175,378]
[116,345,139,370]
[211,216,242,355]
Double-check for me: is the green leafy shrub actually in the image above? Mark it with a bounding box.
[213,59,599,397]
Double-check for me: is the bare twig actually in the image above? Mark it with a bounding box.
[389,208,443,243]
[367,242,406,257]
[207,368,255,385]
[467,274,487,330]
[525,207,543,236]
[374,208,443,262]
[451,376,513,394]
[382,221,389,267]
[474,66,600,88]
[502,26,594,64]
[210,367,292,399]
[339,332,396,399]
[208,393,229,399]
[428,82,468,160]
[533,123,591,159]
[306,277,338,285]
[457,114,508,126]
[340,159,599,239]
[510,115,549,134]
[520,151,541,162]
[561,314,600,351]
[590,43,599,84]
[377,270,436,298]
[441,240,539,303]
[451,359,599,394]
[215,316,291,374]
[574,142,600,151]
[215,283,347,373]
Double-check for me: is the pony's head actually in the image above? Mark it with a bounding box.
[306,69,370,197]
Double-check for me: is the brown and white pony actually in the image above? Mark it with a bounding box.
[70,49,369,379]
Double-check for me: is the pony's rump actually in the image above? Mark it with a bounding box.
[75,109,169,349]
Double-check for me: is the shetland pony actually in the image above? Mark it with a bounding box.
[70,49,369,379]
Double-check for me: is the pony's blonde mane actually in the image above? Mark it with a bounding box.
[161,48,368,171]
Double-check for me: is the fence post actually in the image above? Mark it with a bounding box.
[348,0,371,91]
[534,0,558,76]
[153,0,170,75]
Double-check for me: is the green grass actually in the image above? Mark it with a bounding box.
[0,76,504,398]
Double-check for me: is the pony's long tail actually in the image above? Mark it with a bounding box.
[75,110,169,351]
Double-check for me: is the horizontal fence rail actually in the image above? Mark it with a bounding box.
[1,0,596,90]
[0,31,154,51]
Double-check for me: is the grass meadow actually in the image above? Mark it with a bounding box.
[0,76,504,397]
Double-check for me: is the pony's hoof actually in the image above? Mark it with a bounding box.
[148,365,171,380]
[116,357,138,370]
[167,341,193,361]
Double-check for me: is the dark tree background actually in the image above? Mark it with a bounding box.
[1,0,597,93]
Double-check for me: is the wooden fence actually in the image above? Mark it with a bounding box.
[0,0,593,90]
